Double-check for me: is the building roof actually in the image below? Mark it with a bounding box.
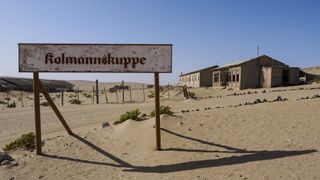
[0,78,19,90]
[0,76,74,89]
[180,65,219,76]
[213,55,285,70]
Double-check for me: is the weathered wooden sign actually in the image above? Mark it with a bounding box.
[18,43,171,154]
[19,44,172,73]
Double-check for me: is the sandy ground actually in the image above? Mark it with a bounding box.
[1,83,320,179]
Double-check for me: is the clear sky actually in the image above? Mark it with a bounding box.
[0,0,319,84]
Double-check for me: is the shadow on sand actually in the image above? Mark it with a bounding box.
[42,129,317,173]
[42,134,133,168]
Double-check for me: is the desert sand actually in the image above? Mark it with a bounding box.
[1,82,320,179]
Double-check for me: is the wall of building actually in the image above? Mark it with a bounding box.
[240,56,288,89]
[289,67,300,85]
[227,66,241,89]
[200,69,214,87]
[212,71,220,87]
[240,61,260,89]
[261,67,272,88]
[179,72,200,87]
[271,67,283,87]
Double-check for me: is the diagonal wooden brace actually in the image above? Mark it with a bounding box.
[37,79,73,135]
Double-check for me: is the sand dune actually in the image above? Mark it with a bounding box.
[1,83,320,179]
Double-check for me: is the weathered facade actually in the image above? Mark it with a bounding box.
[212,55,300,90]
[179,66,218,87]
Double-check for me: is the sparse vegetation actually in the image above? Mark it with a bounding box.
[150,105,174,117]
[83,93,92,98]
[4,97,10,101]
[40,101,50,106]
[0,100,7,105]
[114,109,141,125]
[3,132,35,151]
[7,101,16,108]
[148,91,154,98]
[188,92,195,98]
[69,99,82,104]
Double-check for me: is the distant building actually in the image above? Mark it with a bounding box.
[212,55,300,90]
[179,65,219,87]
[0,77,74,92]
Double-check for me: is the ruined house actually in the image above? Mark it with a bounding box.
[212,55,300,90]
[179,65,219,88]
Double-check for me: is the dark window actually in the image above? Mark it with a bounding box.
[236,74,240,82]
[283,69,289,83]
[232,75,236,82]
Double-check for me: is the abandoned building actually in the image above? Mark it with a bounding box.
[179,65,219,87]
[212,55,300,90]
[0,77,74,92]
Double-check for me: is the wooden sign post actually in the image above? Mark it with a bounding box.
[154,73,161,150]
[33,72,42,154]
[19,43,172,154]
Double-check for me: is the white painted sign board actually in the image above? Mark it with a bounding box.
[19,44,172,73]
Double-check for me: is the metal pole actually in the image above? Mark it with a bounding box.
[96,80,99,104]
[154,72,161,150]
[168,83,170,98]
[142,84,145,102]
[33,72,42,155]
[21,91,24,107]
[92,86,95,104]
[129,85,132,102]
[122,80,125,102]
[77,87,79,101]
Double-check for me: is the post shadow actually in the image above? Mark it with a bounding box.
[124,149,316,173]
[42,133,132,168]
[160,128,248,152]
[41,129,317,174]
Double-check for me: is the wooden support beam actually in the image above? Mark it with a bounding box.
[33,72,42,155]
[96,80,99,104]
[104,87,108,103]
[154,72,161,150]
[38,79,73,135]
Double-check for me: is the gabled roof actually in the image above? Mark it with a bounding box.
[213,55,286,70]
[180,65,219,76]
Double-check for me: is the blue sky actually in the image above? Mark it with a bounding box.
[0,0,319,84]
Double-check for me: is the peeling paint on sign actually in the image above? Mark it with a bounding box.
[19,44,172,73]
